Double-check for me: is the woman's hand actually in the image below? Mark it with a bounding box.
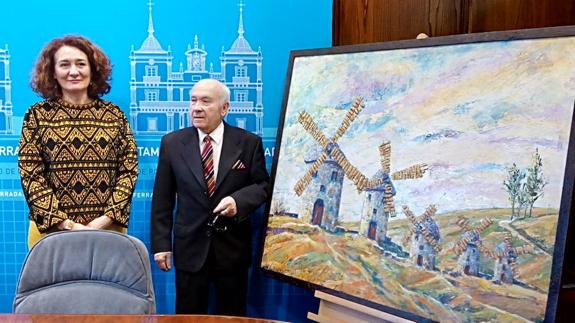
[57,219,91,231]
[71,222,92,230]
[86,216,113,230]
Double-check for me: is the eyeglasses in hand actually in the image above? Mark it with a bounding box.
[206,214,228,236]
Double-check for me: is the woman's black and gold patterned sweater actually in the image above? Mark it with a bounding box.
[18,99,138,233]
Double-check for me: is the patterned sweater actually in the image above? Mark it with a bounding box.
[18,99,138,233]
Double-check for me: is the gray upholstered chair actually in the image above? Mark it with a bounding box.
[13,230,156,314]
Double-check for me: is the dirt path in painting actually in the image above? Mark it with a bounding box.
[447,274,547,321]
[264,215,550,321]
[499,220,551,256]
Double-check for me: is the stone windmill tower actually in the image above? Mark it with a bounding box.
[300,145,345,231]
[359,170,395,245]
[479,232,533,284]
[451,216,494,276]
[401,205,441,270]
[359,141,427,246]
[294,97,366,232]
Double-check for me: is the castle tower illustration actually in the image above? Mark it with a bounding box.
[0,44,13,134]
[129,0,263,135]
[359,170,395,245]
[220,1,264,136]
[300,145,345,232]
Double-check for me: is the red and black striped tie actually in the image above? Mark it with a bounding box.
[201,135,216,197]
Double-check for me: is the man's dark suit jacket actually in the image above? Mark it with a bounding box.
[151,123,269,272]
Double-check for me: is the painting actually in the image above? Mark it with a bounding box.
[260,26,575,322]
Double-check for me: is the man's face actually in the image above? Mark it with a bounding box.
[190,80,229,133]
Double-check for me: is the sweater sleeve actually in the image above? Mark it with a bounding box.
[103,113,139,226]
[18,107,68,232]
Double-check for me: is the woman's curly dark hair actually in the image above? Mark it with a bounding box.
[31,35,112,99]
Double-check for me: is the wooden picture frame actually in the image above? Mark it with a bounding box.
[260,26,575,322]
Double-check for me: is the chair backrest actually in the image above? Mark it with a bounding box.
[13,230,156,314]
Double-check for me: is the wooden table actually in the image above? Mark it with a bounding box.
[0,314,283,323]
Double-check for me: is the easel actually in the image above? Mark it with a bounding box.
[307,290,415,323]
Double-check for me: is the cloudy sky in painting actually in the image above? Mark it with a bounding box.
[273,37,575,222]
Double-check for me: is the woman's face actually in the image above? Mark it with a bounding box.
[53,45,91,97]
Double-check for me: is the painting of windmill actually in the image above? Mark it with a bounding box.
[358,141,427,247]
[292,97,368,232]
[401,205,441,270]
[451,216,494,276]
[292,97,427,243]
[480,231,535,284]
[261,29,575,322]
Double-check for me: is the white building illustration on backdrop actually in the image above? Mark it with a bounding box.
[129,0,263,136]
[0,44,13,134]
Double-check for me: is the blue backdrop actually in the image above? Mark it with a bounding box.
[0,0,332,321]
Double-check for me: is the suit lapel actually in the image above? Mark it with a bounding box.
[180,128,207,190]
[216,124,242,190]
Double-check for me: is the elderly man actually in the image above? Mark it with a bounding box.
[151,79,269,315]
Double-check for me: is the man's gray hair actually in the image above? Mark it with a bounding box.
[220,82,230,104]
[193,78,230,104]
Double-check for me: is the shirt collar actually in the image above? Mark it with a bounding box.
[198,121,224,145]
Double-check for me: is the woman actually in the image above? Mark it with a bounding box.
[18,35,138,248]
